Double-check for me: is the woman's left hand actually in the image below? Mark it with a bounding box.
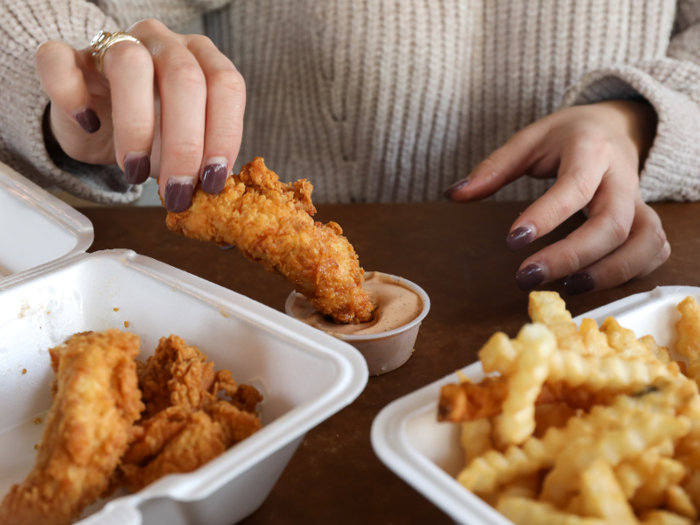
[445,100,668,295]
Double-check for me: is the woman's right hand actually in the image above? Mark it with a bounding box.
[35,18,246,212]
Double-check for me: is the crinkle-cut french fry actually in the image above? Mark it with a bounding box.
[639,335,672,365]
[497,496,609,525]
[579,318,616,358]
[630,457,686,513]
[640,510,693,525]
[580,459,637,525]
[666,485,698,520]
[499,472,540,500]
[528,291,587,354]
[547,350,675,390]
[540,410,690,507]
[461,419,491,465]
[496,323,556,445]
[682,470,700,513]
[601,317,658,362]
[614,450,677,500]
[676,296,700,386]
[458,396,650,493]
[479,332,518,375]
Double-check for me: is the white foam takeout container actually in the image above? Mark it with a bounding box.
[0,162,93,280]
[0,164,369,524]
[371,286,700,525]
[284,272,431,376]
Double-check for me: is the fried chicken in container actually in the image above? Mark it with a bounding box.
[117,335,263,491]
[166,157,374,324]
[0,330,143,525]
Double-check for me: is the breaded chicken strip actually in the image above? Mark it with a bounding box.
[118,336,262,491]
[166,157,374,324]
[0,330,143,525]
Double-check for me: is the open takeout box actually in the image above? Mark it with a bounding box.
[370,286,700,525]
[0,162,368,524]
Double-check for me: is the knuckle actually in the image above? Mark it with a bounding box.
[106,41,151,68]
[615,257,635,283]
[188,34,214,48]
[166,58,206,87]
[558,246,582,274]
[209,66,245,93]
[567,169,597,204]
[607,214,631,246]
[122,118,154,139]
[168,139,204,163]
[133,18,166,34]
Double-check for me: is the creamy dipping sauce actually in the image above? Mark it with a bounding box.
[291,272,423,335]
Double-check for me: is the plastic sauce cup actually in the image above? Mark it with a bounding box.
[285,273,430,376]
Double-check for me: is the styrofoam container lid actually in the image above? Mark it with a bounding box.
[0,161,93,279]
[0,249,368,524]
[371,286,700,524]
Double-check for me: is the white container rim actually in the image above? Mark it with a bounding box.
[0,161,94,281]
[284,271,431,341]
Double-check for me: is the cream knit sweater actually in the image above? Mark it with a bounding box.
[1,0,699,204]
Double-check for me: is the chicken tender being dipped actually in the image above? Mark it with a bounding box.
[0,330,143,525]
[166,157,374,324]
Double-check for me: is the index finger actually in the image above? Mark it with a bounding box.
[445,122,549,202]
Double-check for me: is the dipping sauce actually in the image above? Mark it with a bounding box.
[291,272,423,335]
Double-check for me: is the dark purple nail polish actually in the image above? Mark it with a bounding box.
[165,177,194,213]
[516,263,545,291]
[74,108,101,134]
[507,226,535,251]
[201,163,228,194]
[124,153,151,184]
[564,272,595,296]
[443,178,470,199]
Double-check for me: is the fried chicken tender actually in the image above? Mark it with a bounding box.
[0,330,143,525]
[118,336,262,491]
[165,157,374,324]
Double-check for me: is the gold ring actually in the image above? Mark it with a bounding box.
[90,30,142,76]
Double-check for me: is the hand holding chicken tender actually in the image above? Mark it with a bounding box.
[165,157,374,324]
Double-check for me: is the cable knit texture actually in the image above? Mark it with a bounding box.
[1,0,699,203]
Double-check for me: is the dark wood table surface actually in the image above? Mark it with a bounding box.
[80,201,700,525]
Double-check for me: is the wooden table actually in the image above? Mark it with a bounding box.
[80,201,700,525]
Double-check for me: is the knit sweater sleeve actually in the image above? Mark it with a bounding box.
[0,0,140,203]
[95,0,231,31]
[560,0,700,202]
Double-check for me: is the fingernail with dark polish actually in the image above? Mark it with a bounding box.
[564,272,595,296]
[515,263,545,291]
[73,108,101,134]
[507,225,535,251]
[165,176,194,213]
[201,158,228,194]
[124,153,151,184]
[443,178,470,199]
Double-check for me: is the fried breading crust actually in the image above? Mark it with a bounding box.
[165,157,374,324]
[0,330,143,525]
[118,336,263,491]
